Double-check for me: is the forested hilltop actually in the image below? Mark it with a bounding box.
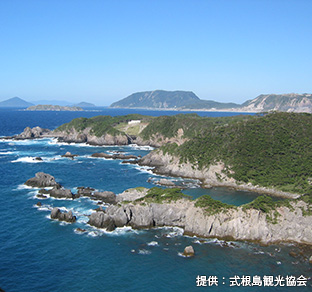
[158,112,312,194]
[17,112,312,195]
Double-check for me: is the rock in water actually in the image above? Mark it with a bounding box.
[16,126,51,139]
[51,207,76,223]
[39,186,74,199]
[93,191,117,204]
[76,186,95,198]
[61,152,78,159]
[309,256,312,264]
[156,179,176,187]
[25,172,61,188]
[183,246,195,257]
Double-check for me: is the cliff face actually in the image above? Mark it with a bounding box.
[240,93,312,113]
[89,197,312,245]
[139,150,300,199]
[52,127,129,145]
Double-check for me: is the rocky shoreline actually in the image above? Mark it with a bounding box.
[26,172,312,247]
[5,126,302,199]
[138,150,301,199]
[89,194,312,245]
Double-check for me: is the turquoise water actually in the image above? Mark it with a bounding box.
[0,109,310,291]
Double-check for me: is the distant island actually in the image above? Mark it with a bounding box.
[73,102,96,108]
[1,92,311,113]
[0,97,96,109]
[0,97,34,108]
[26,105,84,111]
[110,90,312,113]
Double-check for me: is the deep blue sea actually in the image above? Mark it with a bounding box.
[0,108,310,292]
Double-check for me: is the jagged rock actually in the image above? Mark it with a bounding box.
[36,202,42,207]
[51,207,76,223]
[49,187,74,199]
[112,154,137,160]
[16,126,51,139]
[156,179,175,187]
[25,172,61,188]
[91,153,138,160]
[76,186,95,198]
[36,193,48,199]
[88,211,115,230]
[121,159,139,164]
[116,188,148,202]
[34,157,43,161]
[105,205,129,227]
[40,186,74,199]
[94,206,104,212]
[91,153,112,158]
[61,152,78,159]
[183,246,195,257]
[75,228,86,233]
[88,197,312,245]
[93,191,116,204]
[54,130,129,146]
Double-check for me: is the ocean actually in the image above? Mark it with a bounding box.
[0,108,310,291]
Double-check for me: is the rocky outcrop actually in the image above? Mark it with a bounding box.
[76,187,95,198]
[25,172,61,188]
[52,128,129,145]
[139,151,235,186]
[15,126,51,139]
[51,208,76,223]
[116,188,148,202]
[39,186,74,199]
[139,151,300,199]
[155,179,176,187]
[61,152,78,159]
[88,196,312,245]
[132,129,187,147]
[183,246,195,257]
[93,191,117,204]
[91,153,137,160]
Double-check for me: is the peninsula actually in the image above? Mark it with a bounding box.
[24,172,312,245]
[8,112,312,197]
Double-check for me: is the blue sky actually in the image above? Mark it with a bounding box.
[0,0,311,106]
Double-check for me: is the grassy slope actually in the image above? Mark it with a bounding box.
[56,114,151,137]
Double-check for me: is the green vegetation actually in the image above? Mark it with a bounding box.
[125,187,147,192]
[56,114,151,137]
[194,195,234,215]
[242,195,295,223]
[161,112,312,194]
[110,90,200,108]
[141,113,253,140]
[55,111,312,194]
[135,187,191,203]
[129,187,311,223]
